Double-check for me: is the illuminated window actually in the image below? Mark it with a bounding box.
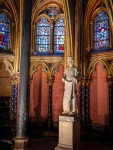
[0,13,10,50]
[54,18,65,53]
[36,18,50,53]
[34,5,65,55]
[94,11,110,50]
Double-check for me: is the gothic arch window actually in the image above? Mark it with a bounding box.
[36,17,50,53]
[0,13,11,51]
[93,11,110,50]
[54,17,65,53]
[33,4,65,55]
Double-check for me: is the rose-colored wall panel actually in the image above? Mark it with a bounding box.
[90,63,109,125]
[30,65,48,122]
[52,65,64,121]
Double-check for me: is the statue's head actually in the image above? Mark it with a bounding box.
[67,56,74,67]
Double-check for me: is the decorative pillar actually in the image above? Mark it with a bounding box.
[107,77,113,126]
[47,76,54,128]
[81,78,90,123]
[11,73,20,121]
[14,0,31,149]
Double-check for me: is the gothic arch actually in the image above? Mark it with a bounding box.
[51,61,63,76]
[0,58,14,76]
[30,60,63,79]
[30,61,51,79]
[84,0,112,53]
[0,0,18,22]
[82,0,113,77]
[32,0,63,24]
[87,59,110,77]
[0,0,18,53]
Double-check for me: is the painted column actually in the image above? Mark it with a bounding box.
[47,76,54,128]
[81,78,90,123]
[14,0,31,149]
[11,73,20,121]
[107,77,113,126]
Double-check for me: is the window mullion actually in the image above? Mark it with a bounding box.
[50,20,54,53]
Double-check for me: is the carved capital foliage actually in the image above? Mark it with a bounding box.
[47,76,55,86]
[107,76,113,86]
[11,72,20,84]
[81,77,91,86]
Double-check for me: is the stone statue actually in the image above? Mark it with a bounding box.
[62,57,79,115]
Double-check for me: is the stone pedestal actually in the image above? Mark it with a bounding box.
[14,138,28,150]
[55,116,80,150]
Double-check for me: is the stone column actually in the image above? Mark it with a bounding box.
[14,0,31,149]
[47,76,54,128]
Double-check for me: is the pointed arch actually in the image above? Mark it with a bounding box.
[32,0,63,24]
[30,61,51,79]
[31,1,65,55]
[87,59,110,77]
[83,0,112,53]
[0,0,18,53]
[0,58,14,76]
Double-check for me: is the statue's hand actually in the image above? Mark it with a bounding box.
[73,78,77,83]
[62,78,65,83]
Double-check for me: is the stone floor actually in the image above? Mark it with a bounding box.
[0,137,113,150]
[28,137,113,150]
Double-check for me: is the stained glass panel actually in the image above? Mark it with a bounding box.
[47,7,59,18]
[36,18,50,53]
[0,13,10,50]
[54,18,65,53]
[94,11,109,50]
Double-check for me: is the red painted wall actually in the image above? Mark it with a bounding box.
[52,65,64,121]
[30,65,48,122]
[90,63,109,125]
[29,64,64,122]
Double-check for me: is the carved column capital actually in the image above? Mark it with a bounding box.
[11,72,20,84]
[107,76,113,86]
[47,76,55,86]
[81,77,91,86]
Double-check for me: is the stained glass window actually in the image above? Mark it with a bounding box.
[94,11,109,50]
[47,7,59,18]
[36,18,50,53]
[0,13,10,50]
[54,18,65,53]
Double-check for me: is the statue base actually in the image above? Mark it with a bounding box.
[55,115,80,150]
[14,137,28,150]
